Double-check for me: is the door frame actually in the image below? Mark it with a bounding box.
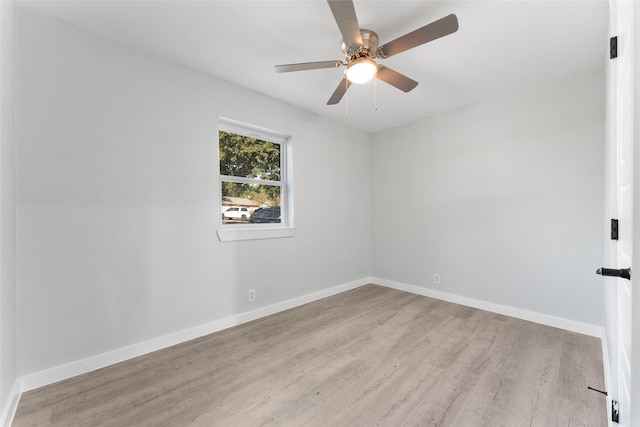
[605,1,639,426]
[631,1,640,424]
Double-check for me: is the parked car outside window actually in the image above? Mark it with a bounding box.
[222,206,251,221]
[249,207,281,223]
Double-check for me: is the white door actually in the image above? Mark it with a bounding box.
[605,1,633,425]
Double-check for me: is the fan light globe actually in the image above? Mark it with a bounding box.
[346,58,377,84]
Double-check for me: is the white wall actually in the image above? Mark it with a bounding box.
[372,71,605,326]
[0,0,18,422]
[15,9,372,376]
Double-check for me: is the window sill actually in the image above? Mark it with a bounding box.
[217,226,296,242]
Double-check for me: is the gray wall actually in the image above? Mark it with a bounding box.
[15,9,372,376]
[0,0,18,417]
[13,6,606,384]
[371,71,605,325]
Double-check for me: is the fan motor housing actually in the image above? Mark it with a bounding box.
[342,29,379,61]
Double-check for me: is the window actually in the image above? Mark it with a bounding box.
[217,118,294,242]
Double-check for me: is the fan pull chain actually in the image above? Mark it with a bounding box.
[374,74,378,111]
[344,78,349,119]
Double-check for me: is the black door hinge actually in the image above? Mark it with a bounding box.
[611,36,618,59]
[611,219,619,240]
[612,400,620,423]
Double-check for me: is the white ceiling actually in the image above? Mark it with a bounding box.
[17,0,609,133]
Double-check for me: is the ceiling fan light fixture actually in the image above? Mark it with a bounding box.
[346,58,377,84]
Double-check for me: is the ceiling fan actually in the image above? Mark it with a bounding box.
[274,0,459,105]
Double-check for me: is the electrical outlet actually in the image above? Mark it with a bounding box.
[248,289,256,303]
[433,274,441,284]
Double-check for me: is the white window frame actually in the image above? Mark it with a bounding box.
[216,118,295,242]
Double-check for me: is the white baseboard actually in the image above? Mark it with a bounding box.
[372,277,604,338]
[0,379,21,427]
[19,277,370,393]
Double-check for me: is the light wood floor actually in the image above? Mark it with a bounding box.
[13,285,607,426]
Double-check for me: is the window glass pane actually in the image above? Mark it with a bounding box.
[221,181,281,224]
[219,131,281,181]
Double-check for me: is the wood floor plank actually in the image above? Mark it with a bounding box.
[13,285,607,426]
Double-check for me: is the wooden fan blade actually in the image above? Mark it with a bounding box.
[327,77,352,105]
[327,0,363,49]
[274,61,343,73]
[376,66,418,92]
[378,14,458,58]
